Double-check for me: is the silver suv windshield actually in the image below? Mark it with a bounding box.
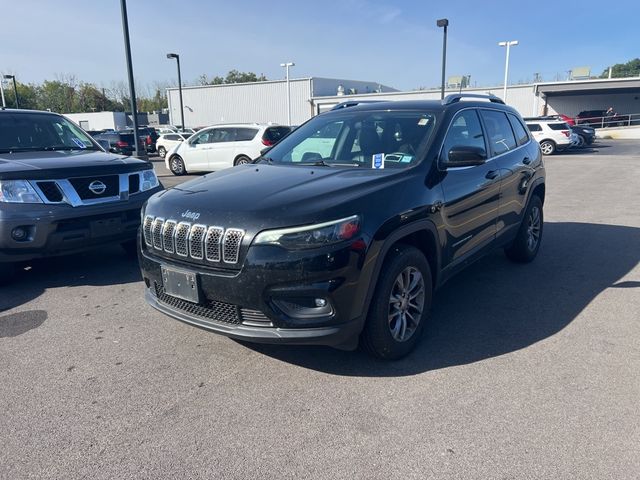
[261,110,436,168]
[0,112,98,153]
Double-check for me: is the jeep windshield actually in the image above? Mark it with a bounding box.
[0,112,99,154]
[258,110,436,169]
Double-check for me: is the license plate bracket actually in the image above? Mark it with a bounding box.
[161,266,201,303]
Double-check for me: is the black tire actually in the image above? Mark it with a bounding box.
[121,239,139,258]
[539,140,556,155]
[169,155,187,176]
[577,135,586,148]
[234,155,251,166]
[158,146,166,158]
[361,244,432,360]
[505,195,543,263]
[0,262,15,286]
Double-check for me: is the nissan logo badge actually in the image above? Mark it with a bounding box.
[88,180,107,195]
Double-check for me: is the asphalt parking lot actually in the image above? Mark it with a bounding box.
[1,140,639,479]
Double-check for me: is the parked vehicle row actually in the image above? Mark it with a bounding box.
[525,117,596,154]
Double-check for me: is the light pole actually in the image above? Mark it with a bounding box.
[280,62,295,125]
[119,0,143,158]
[498,40,518,102]
[436,19,449,100]
[167,53,185,131]
[4,75,18,108]
[0,76,5,108]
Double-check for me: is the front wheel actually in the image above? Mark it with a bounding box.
[540,140,555,155]
[158,146,166,158]
[505,195,543,263]
[169,155,187,176]
[361,244,432,360]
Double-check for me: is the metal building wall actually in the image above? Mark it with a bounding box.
[312,85,536,116]
[167,79,313,127]
[311,78,397,96]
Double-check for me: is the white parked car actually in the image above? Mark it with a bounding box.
[525,120,573,155]
[165,123,292,175]
[156,132,192,158]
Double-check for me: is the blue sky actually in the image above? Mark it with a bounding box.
[1,0,639,92]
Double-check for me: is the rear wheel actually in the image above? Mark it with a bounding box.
[505,195,543,263]
[158,146,166,158]
[361,244,432,360]
[234,155,251,166]
[540,140,555,155]
[169,155,187,176]
[576,135,585,147]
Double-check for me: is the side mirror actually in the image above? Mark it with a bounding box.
[443,145,487,167]
[96,139,110,151]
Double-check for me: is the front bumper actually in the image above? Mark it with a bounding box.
[0,189,160,263]
[139,239,370,348]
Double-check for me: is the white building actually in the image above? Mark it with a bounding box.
[166,77,396,127]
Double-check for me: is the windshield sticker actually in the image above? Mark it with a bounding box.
[372,153,385,169]
[71,138,87,149]
[418,118,430,126]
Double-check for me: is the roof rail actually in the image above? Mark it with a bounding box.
[443,93,505,105]
[330,100,383,111]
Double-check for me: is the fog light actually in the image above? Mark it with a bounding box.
[315,298,327,307]
[11,227,28,241]
[273,296,334,319]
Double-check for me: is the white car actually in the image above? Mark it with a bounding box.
[156,132,192,158]
[165,123,291,175]
[525,120,573,155]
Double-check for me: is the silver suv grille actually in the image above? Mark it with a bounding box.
[144,216,245,265]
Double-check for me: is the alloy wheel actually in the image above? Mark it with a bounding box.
[388,267,425,342]
[170,157,184,174]
[527,206,541,251]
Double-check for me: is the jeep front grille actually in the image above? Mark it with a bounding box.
[144,215,245,265]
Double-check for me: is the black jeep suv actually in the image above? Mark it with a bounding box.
[0,109,163,283]
[139,94,545,359]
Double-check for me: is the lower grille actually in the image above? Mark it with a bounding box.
[240,308,273,327]
[154,283,241,325]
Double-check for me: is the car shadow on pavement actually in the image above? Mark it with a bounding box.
[247,222,640,376]
[0,246,141,312]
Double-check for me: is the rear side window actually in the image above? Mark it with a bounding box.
[507,114,529,146]
[548,123,570,131]
[480,110,517,156]
[527,123,542,132]
[234,128,259,142]
[165,134,179,141]
[263,126,291,144]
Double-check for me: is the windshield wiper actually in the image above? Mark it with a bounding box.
[297,160,361,167]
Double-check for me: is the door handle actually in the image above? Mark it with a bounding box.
[485,170,499,180]
[522,157,532,165]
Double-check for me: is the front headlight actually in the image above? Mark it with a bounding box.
[140,169,159,191]
[254,215,360,250]
[0,180,43,203]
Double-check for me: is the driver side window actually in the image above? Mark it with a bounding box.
[441,110,486,162]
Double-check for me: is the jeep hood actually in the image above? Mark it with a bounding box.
[145,164,415,231]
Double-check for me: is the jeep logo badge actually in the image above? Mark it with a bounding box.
[88,180,107,195]
[181,210,201,221]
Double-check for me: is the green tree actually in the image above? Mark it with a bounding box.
[600,58,640,78]
[2,81,39,109]
[37,80,75,113]
[200,70,267,85]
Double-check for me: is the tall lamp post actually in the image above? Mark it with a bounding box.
[280,62,295,126]
[498,40,518,102]
[436,19,449,100]
[119,0,143,158]
[166,53,185,131]
[4,75,18,108]
[0,76,5,108]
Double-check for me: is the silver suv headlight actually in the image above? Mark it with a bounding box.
[0,180,43,203]
[140,169,159,191]
[254,215,361,250]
